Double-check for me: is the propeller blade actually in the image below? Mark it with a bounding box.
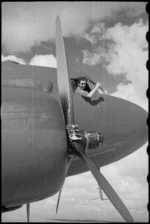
[56,156,74,214]
[55,16,75,213]
[56,15,74,125]
[98,185,104,200]
[75,148,134,223]
[26,203,30,222]
[56,188,63,214]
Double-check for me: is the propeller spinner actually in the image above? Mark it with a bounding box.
[55,15,134,222]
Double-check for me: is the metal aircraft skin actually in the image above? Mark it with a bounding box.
[2,17,147,221]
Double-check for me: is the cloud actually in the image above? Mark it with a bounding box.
[82,19,148,110]
[2,2,146,53]
[105,20,148,110]
[1,54,57,68]
[82,50,102,66]
[102,19,148,99]
[102,144,148,186]
[84,23,106,45]
[111,83,148,111]
[29,54,57,68]
[1,54,26,64]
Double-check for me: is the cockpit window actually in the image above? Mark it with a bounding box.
[71,77,92,93]
[70,77,104,105]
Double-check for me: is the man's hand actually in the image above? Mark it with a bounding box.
[96,82,105,95]
[95,82,101,89]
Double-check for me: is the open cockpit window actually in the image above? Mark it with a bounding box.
[71,77,94,94]
[70,76,104,105]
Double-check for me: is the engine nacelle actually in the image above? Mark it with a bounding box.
[67,124,103,153]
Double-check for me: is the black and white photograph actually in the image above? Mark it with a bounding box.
[2,2,148,223]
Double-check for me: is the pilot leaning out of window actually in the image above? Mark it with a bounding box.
[74,77,103,99]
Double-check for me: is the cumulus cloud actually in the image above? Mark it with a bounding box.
[83,19,148,110]
[102,19,148,102]
[2,2,146,53]
[111,83,148,111]
[84,23,106,45]
[82,50,102,66]
[29,54,57,68]
[1,54,26,64]
[1,54,57,69]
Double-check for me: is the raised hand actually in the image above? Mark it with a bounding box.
[96,82,101,89]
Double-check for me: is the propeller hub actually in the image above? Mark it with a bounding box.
[67,124,103,154]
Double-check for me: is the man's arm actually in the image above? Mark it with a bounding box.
[74,87,89,97]
[87,82,101,98]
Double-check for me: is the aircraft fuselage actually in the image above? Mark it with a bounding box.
[2,62,148,209]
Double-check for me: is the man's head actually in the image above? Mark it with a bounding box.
[77,77,87,90]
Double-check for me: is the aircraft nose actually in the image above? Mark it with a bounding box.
[74,94,148,158]
[99,95,148,158]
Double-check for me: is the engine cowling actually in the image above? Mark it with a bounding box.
[67,124,103,153]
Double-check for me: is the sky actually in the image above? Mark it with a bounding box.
[2,2,148,223]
